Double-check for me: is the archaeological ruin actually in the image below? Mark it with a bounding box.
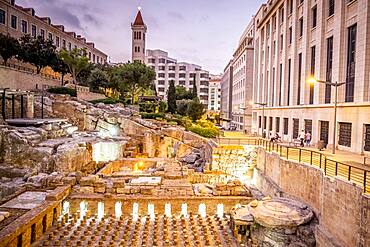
[0,92,368,247]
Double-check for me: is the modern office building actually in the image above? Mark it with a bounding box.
[146,49,210,107]
[231,19,255,132]
[220,60,233,129]
[252,0,370,154]
[131,9,146,63]
[208,75,221,112]
[0,0,107,64]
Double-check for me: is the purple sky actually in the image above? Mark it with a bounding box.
[18,0,264,74]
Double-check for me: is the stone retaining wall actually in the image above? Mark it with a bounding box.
[255,147,370,247]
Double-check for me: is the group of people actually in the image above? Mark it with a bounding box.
[270,130,312,147]
[299,130,312,147]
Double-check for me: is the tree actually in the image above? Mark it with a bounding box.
[50,53,69,86]
[0,33,20,66]
[187,98,204,121]
[175,86,193,100]
[110,61,156,104]
[192,74,198,99]
[59,48,90,86]
[19,35,57,74]
[88,68,109,93]
[167,80,177,113]
[176,99,191,116]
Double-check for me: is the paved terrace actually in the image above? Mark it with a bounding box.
[215,132,370,194]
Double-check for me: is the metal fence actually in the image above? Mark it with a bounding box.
[214,137,370,194]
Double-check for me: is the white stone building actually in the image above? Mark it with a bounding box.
[231,19,255,132]
[208,75,221,112]
[252,0,370,154]
[146,49,210,107]
[220,60,233,129]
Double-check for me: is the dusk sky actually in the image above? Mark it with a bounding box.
[18,0,265,74]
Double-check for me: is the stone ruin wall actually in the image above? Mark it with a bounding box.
[255,147,370,247]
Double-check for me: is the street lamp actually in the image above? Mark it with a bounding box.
[250,101,267,138]
[307,76,345,154]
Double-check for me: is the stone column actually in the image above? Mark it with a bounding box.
[26,94,34,119]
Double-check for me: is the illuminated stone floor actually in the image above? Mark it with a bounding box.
[34,213,240,247]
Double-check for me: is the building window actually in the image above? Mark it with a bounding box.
[288,0,293,15]
[258,116,262,128]
[179,73,186,78]
[48,33,53,42]
[159,58,165,63]
[56,36,60,47]
[297,53,302,105]
[287,58,291,106]
[338,122,352,147]
[179,80,185,85]
[263,116,267,130]
[328,0,335,17]
[31,25,36,38]
[278,63,282,106]
[304,119,312,134]
[283,118,289,135]
[288,27,292,44]
[312,5,317,28]
[200,88,208,93]
[148,58,155,63]
[97,56,100,64]
[158,80,165,85]
[21,20,28,33]
[0,9,5,25]
[88,52,91,60]
[364,125,370,152]
[299,18,303,37]
[279,6,284,24]
[293,118,299,139]
[11,15,17,29]
[280,34,284,51]
[310,46,315,104]
[159,66,165,70]
[179,66,186,71]
[276,117,280,133]
[325,37,333,103]
[68,42,72,51]
[168,73,175,78]
[40,29,45,39]
[169,66,175,71]
[345,24,357,102]
[158,87,165,92]
[62,39,66,48]
[158,73,165,78]
[269,117,273,131]
[92,54,95,63]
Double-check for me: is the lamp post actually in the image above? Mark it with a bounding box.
[250,101,267,138]
[307,77,345,154]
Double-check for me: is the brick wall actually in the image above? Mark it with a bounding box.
[255,148,370,247]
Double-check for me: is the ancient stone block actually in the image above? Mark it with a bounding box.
[79,186,94,194]
[62,176,77,186]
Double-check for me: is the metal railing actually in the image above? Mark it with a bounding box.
[214,137,370,194]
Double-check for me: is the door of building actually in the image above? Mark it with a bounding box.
[320,121,329,147]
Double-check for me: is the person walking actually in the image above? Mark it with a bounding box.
[299,130,305,147]
[305,131,312,147]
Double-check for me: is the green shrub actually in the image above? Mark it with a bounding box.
[90,98,123,104]
[140,112,165,119]
[187,125,219,138]
[47,87,76,97]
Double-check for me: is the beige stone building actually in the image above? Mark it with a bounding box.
[252,0,370,154]
[208,75,221,112]
[231,19,255,132]
[131,9,146,63]
[0,0,107,64]
[220,59,233,129]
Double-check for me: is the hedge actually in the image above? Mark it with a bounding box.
[90,98,124,104]
[47,87,76,97]
[187,125,219,138]
[140,112,165,119]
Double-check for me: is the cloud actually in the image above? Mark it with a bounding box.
[167,11,184,21]
[83,14,101,27]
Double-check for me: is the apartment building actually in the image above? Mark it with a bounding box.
[220,60,233,129]
[0,0,107,64]
[208,75,221,112]
[252,0,370,154]
[146,49,210,107]
[231,19,255,132]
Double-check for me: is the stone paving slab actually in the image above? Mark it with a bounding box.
[0,191,47,209]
